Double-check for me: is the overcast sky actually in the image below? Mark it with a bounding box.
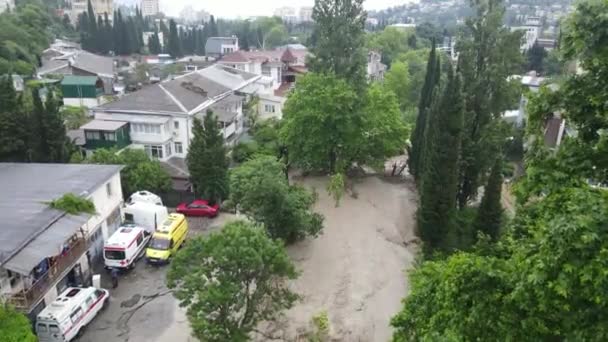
[159,0,413,18]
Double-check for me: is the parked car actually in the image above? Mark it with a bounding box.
[176,199,220,217]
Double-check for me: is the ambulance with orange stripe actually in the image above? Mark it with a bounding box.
[36,287,109,342]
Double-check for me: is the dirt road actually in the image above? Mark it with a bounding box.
[279,176,418,341]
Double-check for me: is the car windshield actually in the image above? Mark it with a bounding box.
[104,250,125,260]
[149,238,170,250]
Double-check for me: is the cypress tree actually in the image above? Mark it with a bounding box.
[31,89,48,162]
[186,111,229,204]
[409,40,438,179]
[97,15,106,54]
[44,91,68,163]
[86,0,98,52]
[104,13,113,53]
[473,157,504,241]
[417,63,465,251]
[209,15,218,37]
[168,19,183,58]
[0,76,28,162]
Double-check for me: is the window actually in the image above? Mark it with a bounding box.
[37,323,48,333]
[49,325,60,334]
[104,132,117,141]
[104,250,125,260]
[262,66,271,76]
[264,104,276,113]
[174,121,179,129]
[106,182,112,197]
[95,289,105,299]
[174,142,183,154]
[85,296,94,308]
[136,233,144,246]
[70,308,83,323]
[85,131,101,140]
[144,145,164,159]
[165,142,172,157]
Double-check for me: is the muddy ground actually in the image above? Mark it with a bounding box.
[80,175,418,342]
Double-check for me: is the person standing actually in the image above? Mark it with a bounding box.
[111,268,119,289]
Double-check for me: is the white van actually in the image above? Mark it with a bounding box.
[123,201,168,233]
[128,190,163,206]
[36,287,109,342]
[104,225,151,269]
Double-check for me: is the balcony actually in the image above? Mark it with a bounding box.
[7,238,88,311]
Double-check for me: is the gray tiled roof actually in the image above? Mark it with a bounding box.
[72,52,114,77]
[96,65,260,114]
[0,163,122,266]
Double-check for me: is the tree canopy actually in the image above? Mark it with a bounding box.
[229,155,324,243]
[167,220,299,342]
[0,304,36,342]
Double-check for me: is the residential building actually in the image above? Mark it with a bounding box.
[0,163,123,318]
[82,120,132,153]
[61,76,106,108]
[299,6,314,22]
[536,38,557,50]
[89,64,264,161]
[0,0,14,13]
[141,0,159,17]
[274,6,297,23]
[70,0,114,25]
[205,37,239,59]
[38,48,116,95]
[511,23,541,51]
[367,51,387,82]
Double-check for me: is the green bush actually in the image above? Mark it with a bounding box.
[232,142,259,163]
[49,193,96,215]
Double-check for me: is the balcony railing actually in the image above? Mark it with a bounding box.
[8,238,88,311]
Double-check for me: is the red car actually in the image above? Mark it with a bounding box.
[176,199,220,217]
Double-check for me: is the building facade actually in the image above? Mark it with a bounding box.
[70,0,114,24]
[0,163,123,319]
[205,37,239,58]
[89,64,263,161]
[141,0,159,17]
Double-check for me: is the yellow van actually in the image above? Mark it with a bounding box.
[146,213,188,264]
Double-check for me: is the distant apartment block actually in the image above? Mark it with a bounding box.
[70,0,114,24]
[141,0,159,17]
[299,6,314,22]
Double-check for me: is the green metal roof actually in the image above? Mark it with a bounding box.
[61,75,100,86]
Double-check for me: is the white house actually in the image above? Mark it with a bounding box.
[90,64,264,161]
[511,24,541,51]
[205,37,239,58]
[0,163,123,319]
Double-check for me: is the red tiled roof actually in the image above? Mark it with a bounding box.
[220,51,249,63]
[281,48,297,63]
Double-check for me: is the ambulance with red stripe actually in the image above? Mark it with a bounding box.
[103,225,151,269]
[36,287,109,342]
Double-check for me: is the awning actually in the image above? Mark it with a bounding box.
[3,214,90,275]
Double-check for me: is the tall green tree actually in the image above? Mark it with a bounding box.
[473,156,504,240]
[229,155,324,243]
[167,220,299,342]
[456,0,523,208]
[0,76,29,162]
[309,0,367,88]
[417,64,464,251]
[409,41,439,178]
[383,60,412,112]
[0,304,36,342]
[526,41,547,73]
[187,111,229,204]
[208,15,219,37]
[43,91,69,163]
[168,19,183,58]
[86,0,98,52]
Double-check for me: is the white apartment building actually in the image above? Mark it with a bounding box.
[511,24,541,51]
[89,64,265,162]
[0,163,123,319]
[70,0,114,24]
[274,6,297,23]
[141,0,159,17]
[205,37,239,58]
[299,6,314,22]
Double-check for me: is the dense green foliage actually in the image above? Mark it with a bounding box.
[393,1,608,338]
[85,148,171,197]
[0,77,73,163]
[0,304,37,342]
[167,220,298,341]
[365,27,416,66]
[187,112,229,204]
[229,155,324,243]
[281,73,407,173]
[525,41,548,73]
[383,60,411,112]
[309,0,368,88]
[473,157,504,241]
[456,0,523,208]
[416,65,464,251]
[49,193,96,215]
[167,19,182,58]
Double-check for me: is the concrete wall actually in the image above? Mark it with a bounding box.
[64,97,103,108]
